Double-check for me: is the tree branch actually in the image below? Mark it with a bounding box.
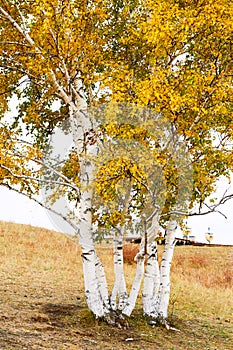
[161,189,233,219]
[15,3,28,32]
[1,164,79,193]
[0,183,79,233]
[2,143,80,193]
[0,6,35,46]
[0,41,31,47]
[0,5,79,111]
[146,207,160,224]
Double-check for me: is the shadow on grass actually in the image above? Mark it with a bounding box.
[34,302,99,331]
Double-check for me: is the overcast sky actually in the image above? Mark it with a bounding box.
[0,184,233,245]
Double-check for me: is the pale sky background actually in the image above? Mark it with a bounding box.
[0,182,233,245]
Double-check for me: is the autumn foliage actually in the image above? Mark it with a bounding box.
[1,0,233,326]
[0,0,232,216]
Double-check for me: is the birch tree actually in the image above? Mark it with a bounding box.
[1,0,233,328]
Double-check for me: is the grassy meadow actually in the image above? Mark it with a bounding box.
[0,221,232,349]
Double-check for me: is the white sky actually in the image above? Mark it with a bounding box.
[0,185,233,245]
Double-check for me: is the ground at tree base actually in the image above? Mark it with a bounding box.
[0,221,232,350]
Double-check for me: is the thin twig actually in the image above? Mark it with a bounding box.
[1,183,79,232]
[1,164,79,192]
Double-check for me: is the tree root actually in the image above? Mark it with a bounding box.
[146,315,180,331]
[100,310,129,329]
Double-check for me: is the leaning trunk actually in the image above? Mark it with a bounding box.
[122,237,145,317]
[157,220,177,320]
[142,214,160,317]
[142,241,160,318]
[110,229,128,311]
[78,148,110,317]
[110,189,131,311]
[71,89,110,318]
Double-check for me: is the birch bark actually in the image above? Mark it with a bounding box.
[142,214,160,317]
[70,85,110,318]
[122,238,145,317]
[0,5,110,319]
[157,220,177,320]
[110,230,128,311]
[110,189,131,311]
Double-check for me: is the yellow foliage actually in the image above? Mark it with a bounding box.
[0,0,233,224]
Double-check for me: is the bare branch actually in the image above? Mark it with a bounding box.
[161,193,233,219]
[191,187,233,219]
[3,146,79,193]
[190,209,227,219]
[1,183,79,233]
[161,210,188,218]
[146,207,160,224]
[219,193,233,204]
[1,164,79,192]
[202,203,228,219]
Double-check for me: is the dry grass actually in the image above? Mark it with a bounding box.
[0,221,232,350]
[172,247,233,289]
[122,244,139,265]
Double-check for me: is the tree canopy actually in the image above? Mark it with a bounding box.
[1,0,233,327]
[0,0,233,216]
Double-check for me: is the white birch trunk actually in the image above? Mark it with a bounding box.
[122,240,145,317]
[110,230,128,311]
[142,242,160,317]
[118,272,128,310]
[110,189,130,311]
[142,214,160,317]
[77,148,107,317]
[157,220,177,319]
[70,84,109,318]
[0,8,109,320]
[95,253,111,312]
